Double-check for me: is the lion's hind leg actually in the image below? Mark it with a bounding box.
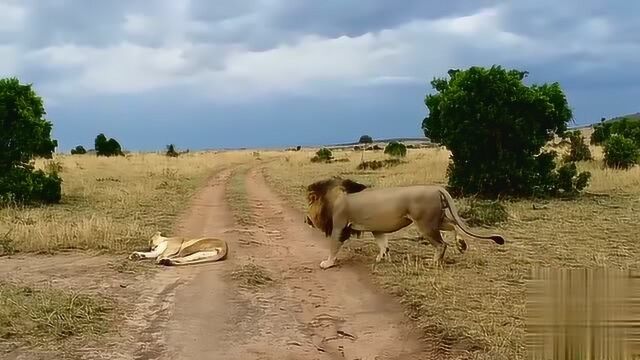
[415,222,448,269]
[440,217,468,254]
[160,250,222,266]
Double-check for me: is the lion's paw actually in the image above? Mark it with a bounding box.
[129,252,142,261]
[320,259,335,269]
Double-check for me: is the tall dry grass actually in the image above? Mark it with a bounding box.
[261,146,640,359]
[0,151,254,254]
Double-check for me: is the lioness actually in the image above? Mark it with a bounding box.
[129,231,228,266]
[304,177,506,269]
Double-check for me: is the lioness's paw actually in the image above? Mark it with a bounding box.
[129,252,142,260]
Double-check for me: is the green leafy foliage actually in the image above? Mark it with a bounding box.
[421,65,590,198]
[0,77,62,205]
[310,148,333,163]
[359,135,373,144]
[603,134,639,169]
[563,130,592,162]
[384,141,407,157]
[94,133,124,157]
[70,145,87,155]
[591,117,640,147]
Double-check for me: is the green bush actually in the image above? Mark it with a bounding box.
[384,141,407,157]
[70,145,87,155]
[422,65,590,198]
[563,130,592,162]
[591,117,640,146]
[0,77,62,205]
[459,199,508,227]
[310,148,333,163]
[94,133,124,157]
[603,134,639,169]
[0,167,62,204]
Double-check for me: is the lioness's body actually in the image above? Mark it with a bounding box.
[129,232,228,266]
[305,178,506,269]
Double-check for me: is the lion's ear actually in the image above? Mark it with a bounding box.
[308,193,318,204]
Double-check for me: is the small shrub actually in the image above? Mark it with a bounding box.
[563,130,592,162]
[459,199,509,227]
[353,145,362,151]
[556,162,591,195]
[70,145,87,155]
[166,144,179,157]
[372,145,382,151]
[603,134,639,169]
[357,159,403,171]
[384,141,407,157]
[311,148,333,163]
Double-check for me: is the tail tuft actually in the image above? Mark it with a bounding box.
[491,235,505,245]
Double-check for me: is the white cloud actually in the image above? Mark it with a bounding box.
[10,2,639,103]
[0,1,26,33]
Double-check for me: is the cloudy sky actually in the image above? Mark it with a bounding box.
[1,0,638,151]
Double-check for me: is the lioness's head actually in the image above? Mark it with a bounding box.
[305,177,368,239]
[149,231,165,249]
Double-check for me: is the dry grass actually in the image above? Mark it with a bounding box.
[228,261,275,289]
[261,146,640,359]
[0,280,113,351]
[0,151,253,254]
[226,163,255,227]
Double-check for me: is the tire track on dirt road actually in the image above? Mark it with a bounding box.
[239,167,435,360]
[133,168,237,360]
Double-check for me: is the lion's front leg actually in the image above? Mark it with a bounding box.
[128,251,157,261]
[320,229,345,269]
[372,232,390,263]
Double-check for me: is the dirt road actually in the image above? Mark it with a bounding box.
[2,165,436,360]
[137,166,434,360]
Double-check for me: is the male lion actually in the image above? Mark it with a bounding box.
[304,177,506,269]
[128,231,228,266]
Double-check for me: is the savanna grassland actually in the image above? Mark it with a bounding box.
[260,142,640,359]
[0,151,254,354]
[1,137,639,359]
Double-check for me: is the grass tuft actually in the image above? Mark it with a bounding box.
[0,281,113,349]
[228,261,274,289]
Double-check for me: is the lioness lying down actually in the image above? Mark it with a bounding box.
[304,177,506,269]
[129,232,228,266]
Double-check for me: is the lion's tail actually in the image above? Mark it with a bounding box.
[438,188,506,245]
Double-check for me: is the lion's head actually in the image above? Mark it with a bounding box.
[305,177,368,241]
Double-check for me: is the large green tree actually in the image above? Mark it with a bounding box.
[0,77,62,204]
[422,65,588,198]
